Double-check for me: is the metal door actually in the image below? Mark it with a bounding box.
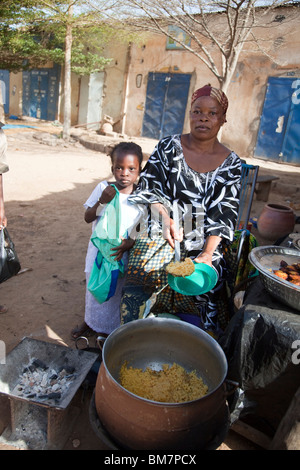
[254,77,300,165]
[78,72,104,130]
[142,72,191,139]
[30,70,48,119]
[22,67,60,121]
[0,70,10,114]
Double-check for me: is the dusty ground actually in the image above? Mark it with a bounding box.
[0,121,299,451]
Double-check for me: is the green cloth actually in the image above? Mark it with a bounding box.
[87,185,125,304]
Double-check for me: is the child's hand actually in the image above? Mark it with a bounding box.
[110,238,135,261]
[99,185,116,204]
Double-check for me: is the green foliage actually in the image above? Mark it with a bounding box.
[0,0,122,74]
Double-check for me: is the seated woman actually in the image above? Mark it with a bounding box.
[121,84,241,336]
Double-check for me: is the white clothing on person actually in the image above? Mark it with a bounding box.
[84,180,140,334]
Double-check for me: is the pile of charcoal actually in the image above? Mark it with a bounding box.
[13,358,76,404]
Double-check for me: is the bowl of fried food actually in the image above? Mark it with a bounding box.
[166,258,218,296]
[249,246,300,311]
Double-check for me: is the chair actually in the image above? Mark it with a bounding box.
[224,163,260,308]
[236,163,260,232]
[234,163,259,268]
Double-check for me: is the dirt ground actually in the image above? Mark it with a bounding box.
[0,121,299,451]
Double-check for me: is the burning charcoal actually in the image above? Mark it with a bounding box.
[38,392,61,400]
[40,373,48,388]
[51,383,60,392]
[38,394,49,399]
[47,392,61,400]
[58,366,75,377]
[32,359,48,370]
[66,374,76,381]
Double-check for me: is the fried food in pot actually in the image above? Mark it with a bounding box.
[273,260,300,285]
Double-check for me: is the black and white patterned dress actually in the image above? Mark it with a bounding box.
[125,134,241,333]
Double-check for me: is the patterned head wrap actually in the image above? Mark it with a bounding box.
[191,84,228,114]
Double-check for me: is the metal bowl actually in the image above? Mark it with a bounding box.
[249,246,300,312]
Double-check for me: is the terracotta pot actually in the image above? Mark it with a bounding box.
[257,204,295,240]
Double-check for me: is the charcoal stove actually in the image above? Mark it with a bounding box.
[0,337,98,450]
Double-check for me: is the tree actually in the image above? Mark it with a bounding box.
[0,0,126,137]
[31,0,116,138]
[88,0,300,93]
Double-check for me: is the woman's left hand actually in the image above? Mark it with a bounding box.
[193,235,222,267]
[194,252,213,267]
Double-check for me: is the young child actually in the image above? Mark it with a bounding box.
[71,142,143,340]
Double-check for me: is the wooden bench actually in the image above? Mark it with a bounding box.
[255,175,279,202]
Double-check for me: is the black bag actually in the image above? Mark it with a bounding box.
[0,227,21,283]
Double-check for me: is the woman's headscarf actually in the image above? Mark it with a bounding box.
[191,84,228,114]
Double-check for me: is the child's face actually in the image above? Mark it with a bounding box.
[111,153,140,190]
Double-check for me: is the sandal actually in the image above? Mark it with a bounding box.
[71,322,94,340]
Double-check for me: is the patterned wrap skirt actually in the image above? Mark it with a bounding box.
[120,231,258,335]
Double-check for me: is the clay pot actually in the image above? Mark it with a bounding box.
[100,122,113,134]
[95,317,231,450]
[257,204,295,240]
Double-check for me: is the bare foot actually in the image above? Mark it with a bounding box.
[71,321,94,339]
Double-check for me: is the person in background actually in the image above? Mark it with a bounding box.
[120,84,242,337]
[0,122,9,314]
[71,142,142,341]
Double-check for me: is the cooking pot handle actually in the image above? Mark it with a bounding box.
[224,379,239,397]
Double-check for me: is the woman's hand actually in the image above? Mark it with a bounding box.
[110,238,135,261]
[194,235,222,267]
[166,217,183,249]
[194,252,213,267]
[152,203,183,248]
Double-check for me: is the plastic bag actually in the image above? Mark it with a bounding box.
[87,185,124,303]
[0,227,21,283]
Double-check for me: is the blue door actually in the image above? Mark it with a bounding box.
[254,77,300,166]
[142,72,191,140]
[22,67,60,121]
[0,70,10,114]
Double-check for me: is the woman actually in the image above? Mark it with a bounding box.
[121,84,241,335]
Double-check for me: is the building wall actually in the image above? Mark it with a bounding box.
[110,6,300,159]
[3,6,300,161]
[100,42,131,134]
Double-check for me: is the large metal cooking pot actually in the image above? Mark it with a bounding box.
[95,317,231,450]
